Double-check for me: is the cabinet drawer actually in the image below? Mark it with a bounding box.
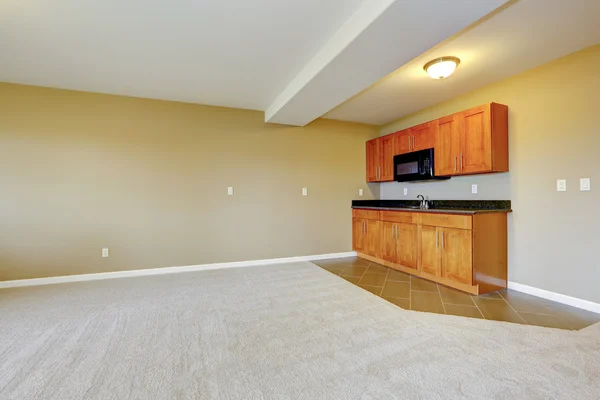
[352,209,380,220]
[380,211,417,224]
[420,213,472,230]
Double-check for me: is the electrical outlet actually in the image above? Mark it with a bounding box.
[102,248,109,258]
[302,187,308,196]
[580,178,591,191]
[358,189,364,196]
[227,186,234,196]
[403,188,408,196]
[472,184,478,194]
[557,179,567,192]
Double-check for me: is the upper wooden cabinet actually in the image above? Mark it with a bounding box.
[365,138,380,182]
[393,123,434,155]
[380,134,395,181]
[365,102,508,182]
[394,129,412,155]
[366,135,394,182]
[434,103,508,176]
[411,122,435,152]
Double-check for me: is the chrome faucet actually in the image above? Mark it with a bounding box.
[417,194,430,209]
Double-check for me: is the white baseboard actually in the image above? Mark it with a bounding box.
[0,251,357,290]
[508,281,600,314]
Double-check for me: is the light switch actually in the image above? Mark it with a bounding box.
[557,179,567,192]
[472,184,478,194]
[580,178,591,191]
[302,187,308,196]
[102,248,109,258]
[358,189,364,196]
[403,188,408,196]
[227,186,234,195]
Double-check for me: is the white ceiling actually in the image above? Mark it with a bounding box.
[0,0,507,126]
[0,0,364,111]
[324,0,600,125]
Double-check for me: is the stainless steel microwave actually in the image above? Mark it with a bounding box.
[393,148,450,182]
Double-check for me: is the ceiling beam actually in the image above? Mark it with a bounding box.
[265,0,507,126]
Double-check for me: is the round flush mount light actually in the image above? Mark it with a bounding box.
[423,56,461,79]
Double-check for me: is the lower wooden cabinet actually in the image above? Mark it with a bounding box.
[365,219,381,258]
[380,221,418,270]
[440,228,473,285]
[420,225,440,277]
[352,209,508,295]
[352,218,366,253]
[396,223,418,269]
[352,211,381,259]
[420,226,473,285]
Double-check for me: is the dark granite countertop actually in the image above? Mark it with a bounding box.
[352,200,511,214]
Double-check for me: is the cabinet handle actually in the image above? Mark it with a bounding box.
[413,135,416,150]
[392,225,395,239]
[460,153,463,170]
[396,225,399,240]
[436,229,439,248]
[442,231,445,249]
[454,156,457,172]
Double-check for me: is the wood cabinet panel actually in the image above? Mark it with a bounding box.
[381,222,396,263]
[352,209,380,220]
[441,228,473,285]
[352,218,365,253]
[420,226,440,277]
[420,213,472,230]
[394,129,412,155]
[461,105,491,174]
[396,223,418,269]
[365,219,382,258]
[380,134,395,181]
[434,114,460,176]
[412,122,435,151]
[366,138,380,182]
[380,211,417,224]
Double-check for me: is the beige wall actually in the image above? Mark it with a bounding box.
[0,83,378,281]
[380,44,600,303]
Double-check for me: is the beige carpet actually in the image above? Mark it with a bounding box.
[0,262,598,400]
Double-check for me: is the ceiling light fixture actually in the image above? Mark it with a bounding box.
[423,56,461,79]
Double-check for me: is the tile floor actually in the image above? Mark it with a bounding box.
[313,257,600,330]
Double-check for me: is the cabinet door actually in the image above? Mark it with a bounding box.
[396,223,418,269]
[366,138,380,182]
[380,134,395,181]
[441,228,473,285]
[381,222,396,262]
[365,219,381,258]
[434,115,460,176]
[394,129,412,155]
[412,122,435,151]
[421,226,441,277]
[460,105,491,174]
[352,218,365,253]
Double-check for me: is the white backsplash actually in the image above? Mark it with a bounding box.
[380,172,511,200]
